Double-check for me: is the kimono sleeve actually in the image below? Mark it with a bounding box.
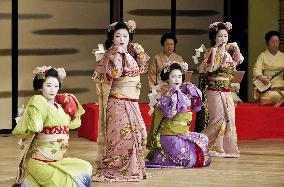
[12,96,48,139]
[253,53,264,78]
[148,57,159,89]
[199,48,228,73]
[108,51,124,79]
[55,93,85,130]
[68,101,85,129]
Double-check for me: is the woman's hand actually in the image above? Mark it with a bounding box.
[215,42,226,53]
[226,42,240,53]
[256,75,270,85]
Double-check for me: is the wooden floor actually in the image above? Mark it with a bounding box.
[0,132,283,187]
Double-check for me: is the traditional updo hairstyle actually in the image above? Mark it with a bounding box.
[209,23,229,47]
[33,68,61,91]
[160,63,185,82]
[104,21,134,50]
[265,31,281,45]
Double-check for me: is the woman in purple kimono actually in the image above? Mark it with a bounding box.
[146,62,211,168]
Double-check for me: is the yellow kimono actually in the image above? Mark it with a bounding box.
[253,50,284,105]
[148,52,183,92]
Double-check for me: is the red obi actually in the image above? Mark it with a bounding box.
[42,126,70,134]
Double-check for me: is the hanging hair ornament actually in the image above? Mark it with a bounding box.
[163,61,188,73]
[108,20,136,33]
[32,66,66,82]
[92,44,106,62]
[192,44,207,65]
[208,21,232,31]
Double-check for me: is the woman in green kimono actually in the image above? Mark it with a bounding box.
[12,66,92,187]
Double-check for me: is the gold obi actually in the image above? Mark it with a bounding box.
[110,76,141,99]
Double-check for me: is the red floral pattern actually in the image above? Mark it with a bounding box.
[55,93,78,120]
[42,126,70,134]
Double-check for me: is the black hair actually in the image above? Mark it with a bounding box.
[104,21,134,50]
[209,23,229,47]
[160,32,177,46]
[160,63,185,82]
[33,68,61,91]
[265,31,280,44]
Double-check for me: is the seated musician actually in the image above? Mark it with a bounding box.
[253,31,284,106]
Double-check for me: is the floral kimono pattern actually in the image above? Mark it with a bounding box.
[12,94,92,187]
[198,46,244,157]
[92,45,150,182]
[146,83,211,168]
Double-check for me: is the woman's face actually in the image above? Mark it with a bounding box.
[215,29,228,46]
[163,38,175,54]
[168,69,183,88]
[113,28,129,50]
[42,76,59,102]
[268,35,280,52]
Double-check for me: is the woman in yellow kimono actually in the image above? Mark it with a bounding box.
[148,33,184,93]
[253,31,284,105]
[12,66,92,187]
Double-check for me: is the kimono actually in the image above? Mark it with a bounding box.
[92,44,150,182]
[253,50,284,105]
[198,45,244,157]
[12,94,92,187]
[148,52,184,92]
[146,83,211,168]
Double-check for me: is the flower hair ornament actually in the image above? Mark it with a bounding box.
[163,61,188,73]
[108,20,136,33]
[33,66,66,83]
[209,21,232,31]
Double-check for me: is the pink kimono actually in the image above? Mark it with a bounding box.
[92,45,150,182]
[198,46,244,157]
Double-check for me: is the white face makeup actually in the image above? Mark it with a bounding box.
[168,69,183,88]
[215,29,228,46]
[113,28,130,50]
[42,76,59,103]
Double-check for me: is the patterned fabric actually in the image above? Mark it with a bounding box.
[55,93,79,120]
[93,44,150,182]
[146,84,211,168]
[94,97,147,182]
[156,83,203,118]
[12,95,92,187]
[197,46,243,157]
[42,126,70,134]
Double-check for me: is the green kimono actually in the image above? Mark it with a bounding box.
[12,95,92,187]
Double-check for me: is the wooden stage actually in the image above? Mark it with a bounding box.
[0,132,283,187]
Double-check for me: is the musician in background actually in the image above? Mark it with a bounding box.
[253,31,284,105]
[148,33,184,93]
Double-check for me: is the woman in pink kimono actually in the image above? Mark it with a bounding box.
[198,22,244,158]
[92,20,150,182]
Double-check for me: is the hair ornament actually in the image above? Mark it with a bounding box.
[108,20,136,33]
[208,21,232,31]
[163,61,188,73]
[33,66,66,82]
